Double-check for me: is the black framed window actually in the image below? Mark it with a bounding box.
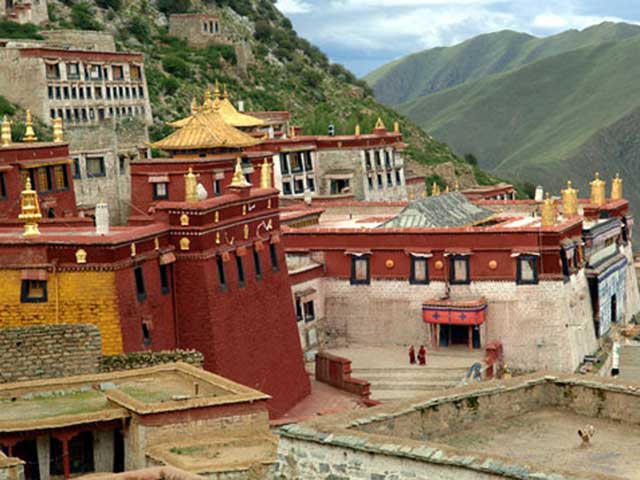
[295,297,303,322]
[350,255,370,285]
[307,177,315,192]
[294,178,304,194]
[214,179,222,197]
[368,176,374,191]
[304,152,313,171]
[365,151,372,169]
[160,264,170,295]
[282,182,292,195]
[0,172,6,199]
[253,247,262,280]
[153,182,169,200]
[395,170,402,185]
[20,280,48,303]
[516,255,539,285]
[269,243,280,272]
[142,323,151,347]
[236,255,245,288]
[560,249,570,279]
[134,266,147,302]
[280,153,289,174]
[72,158,81,179]
[216,256,227,291]
[86,157,106,177]
[450,255,470,285]
[304,301,315,322]
[410,256,429,285]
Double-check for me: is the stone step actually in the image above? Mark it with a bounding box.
[352,367,471,375]
[359,373,465,383]
[371,382,458,391]
[370,389,448,402]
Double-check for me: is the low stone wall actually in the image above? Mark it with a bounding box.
[100,350,204,372]
[315,352,371,399]
[0,324,101,383]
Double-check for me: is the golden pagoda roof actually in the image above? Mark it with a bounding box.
[169,87,265,130]
[151,107,261,151]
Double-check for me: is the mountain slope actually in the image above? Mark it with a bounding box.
[366,22,640,106]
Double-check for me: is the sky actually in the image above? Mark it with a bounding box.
[275,0,640,77]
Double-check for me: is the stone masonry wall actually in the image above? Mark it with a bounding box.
[0,324,101,383]
[100,350,204,372]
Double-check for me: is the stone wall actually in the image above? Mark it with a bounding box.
[100,350,204,372]
[40,30,116,51]
[0,324,101,383]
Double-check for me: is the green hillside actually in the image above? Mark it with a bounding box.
[10,0,493,186]
[366,22,640,106]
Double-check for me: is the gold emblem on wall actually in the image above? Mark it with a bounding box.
[130,243,136,257]
[488,260,498,270]
[180,237,190,251]
[267,199,272,209]
[214,211,219,223]
[75,249,87,264]
[154,238,160,250]
[244,224,249,240]
[385,259,394,269]
[216,232,221,245]
[435,260,444,270]
[242,205,247,216]
[180,214,190,226]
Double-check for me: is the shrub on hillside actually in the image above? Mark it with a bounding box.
[71,2,103,30]
[0,96,16,116]
[157,0,191,15]
[0,19,43,39]
[96,0,121,10]
[162,55,191,79]
[127,16,151,43]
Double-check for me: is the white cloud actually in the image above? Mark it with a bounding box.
[277,0,313,14]
[532,13,633,30]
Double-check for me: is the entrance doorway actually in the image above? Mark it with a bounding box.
[439,325,481,349]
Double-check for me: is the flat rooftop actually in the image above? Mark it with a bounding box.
[280,374,640,480]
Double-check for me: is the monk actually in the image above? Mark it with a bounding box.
[418,345,426,366]
[408,345,416,364]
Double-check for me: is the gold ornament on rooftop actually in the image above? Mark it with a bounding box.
[260,158,272,189]
[230,156,250,188]
[374,117,386,130]
[541,193,557,227]
[185,168,198,202]
[611,173,623,201]
[52,117,64,143]
[454,179,460,192]
[19,178,42,237]
[590,172,606,206]
[393,121,400,133]
[23,110,37,143]
[190,97,199,115]
[355,124,361,137]
[1,116,11,147]
[75,249,87,264]
[431,182,441,197]
[561,181,578,216]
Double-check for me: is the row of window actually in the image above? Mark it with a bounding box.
[50,105,146,124]
[215,244,280,291]
[203,20,221,34]
[46,63,142,82]
[280,151,313,175]
[0,172,6,199]
[365,149,395,170]
[71,156,108,179]
[295,298,316,323]
[19,166,69,194]
[47,84,145,102]
[350,255,539,285]
[367,169,403,191]
[282,177,315,195]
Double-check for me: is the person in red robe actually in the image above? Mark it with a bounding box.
[418,345,426,366]
[409,345,416,364]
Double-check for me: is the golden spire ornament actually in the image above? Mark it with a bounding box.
[431,182,440,196]
[230,156,250,187]
[374,117,386,130]
[190,97,199,115]
[561,180,578,216]
[185,167,198,202]
[393,121,400,133]
[590,172,606,206]
[611,173,623,201]
[223,84,229,100]
[355,124,361,137]
[1,115,11,147]
[541,193,557,227]
[23,110,37,143]
[52,117,64,143]
[214,80,221,99]
[454,178,460,191]
[260,158,272,189]
[19,178,42,237]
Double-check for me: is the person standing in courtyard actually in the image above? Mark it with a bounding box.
[418,345,426,365]
[409,345,416,364]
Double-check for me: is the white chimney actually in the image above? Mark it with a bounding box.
[95,203,110,235]
[534,186,544,202]
[237,101,245,112]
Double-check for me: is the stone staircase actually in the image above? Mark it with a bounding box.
[327,346,483,403]
[618,344,640,383]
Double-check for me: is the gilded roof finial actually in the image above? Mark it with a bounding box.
[289,126,296,138]
[1,115,12,147]
[374,117,386,131]
[19,177,42,237]
[185,167,199,202]
[393,121,400,133]
[611,173,623,201]
[561,180,578,216]
[214,80,221,100]
[445,185,450,193]
[223,84,229,100]
[431,182,440,197]
[190,97,199,115]
[260,158,272,189]
[52,117,64,143]
[590,172,606,206]
[230,156,250,188]
[541,193,557,227]
[355,124,361,137]
[454,178,460,191]
[23,110,37,143]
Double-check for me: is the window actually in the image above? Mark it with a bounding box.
[118,157,126,175]
[214,179,222,197]
[290,153,302,172]
[282,181,292,195]
[330,179,350,195]
[304,301,315,322]
[160,264,170,294]
[365,151,372,169]
[88,64,102,80]
[560,249,570,279]
[130,65,141,80]
[395,170,402,185]
[46,63,60,79]
[0,172,6,199]
[384,151,391,168]
[112,65,124,80]
[517,255,538,285]
[63,86,70,99]
[377,174,383,188]
[244,173,251,184]
[71,86,77,99]
[236,255,245,288]
[387,172,393,186]
[450,256,470,285]
[72,157,81,179]
[269,243,280,272]
[350,255,370,285]
[307,177,315,192]
[37,167,52,192]
[368,176,374,191]
[21,280,47,303]
[295,297,303,322]
[86,87,92,99]
[410,256,429,284]
[139,86,144,98]
[253,247,262,280]
[54,165,69,191]
[55,86,61,99]
[294,178,304,194]
[280,153,289,174]
[304,152,313,171]
[375,151,381,167]
[106,87,112,99]
[153,182,168,200]
[48,86,54,99]
[79,87,84,99]
[134,266,146,302]
[142,323,151,347]
[86,157,106,177]
[216,256,227,291]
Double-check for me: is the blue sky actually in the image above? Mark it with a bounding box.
[275,0,640,77]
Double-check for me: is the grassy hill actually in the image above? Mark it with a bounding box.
[0,0,499,187]
[366,22,640,106]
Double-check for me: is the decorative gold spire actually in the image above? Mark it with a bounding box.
[393,121,400,133]
[374,117,386,131]
[185,167,198,202]
[561,180,578,216]
[289,125,296,138]
[541,193,557,227]
[611,173,623,201]
[444,185,450,193]
[223,84,229,100]
[454,178,460,191]
[260,158,272,189]
[214,80,221,99]
[22,110,37,143]
[355,124,361,137]
[52,117,64,143]
[1,116,11,147]
[230,156,250,187]
[590,172,606,206]
[19,178,42,237]
[190,97,199,115]
[431,182,440,196]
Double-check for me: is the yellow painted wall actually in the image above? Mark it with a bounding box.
[0,270,123,354]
